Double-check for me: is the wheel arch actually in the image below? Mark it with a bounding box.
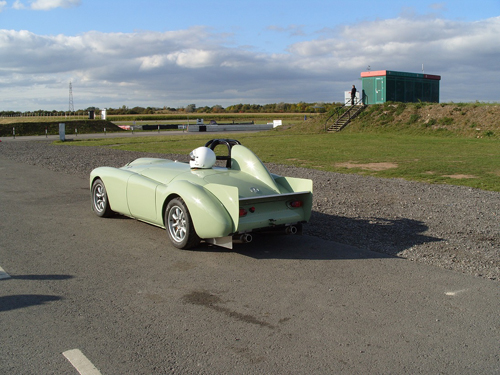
[90,176,114,217]
[161,193,180,226]
[90,167,132,216]
[159,180,235,239]
[90,174,104,189]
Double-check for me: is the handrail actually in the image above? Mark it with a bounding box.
[345,96,363,106]
[324,98,366,132]
[323,106,344,131]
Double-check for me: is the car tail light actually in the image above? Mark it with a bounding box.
[288,200,303,208]
[239,207,255,217]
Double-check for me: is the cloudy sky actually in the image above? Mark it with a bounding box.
[0,0,499,111]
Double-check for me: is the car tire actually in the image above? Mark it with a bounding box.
[91,178,113,217]
[165,197,200,249]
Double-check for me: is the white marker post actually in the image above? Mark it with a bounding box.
[59,123,66,141]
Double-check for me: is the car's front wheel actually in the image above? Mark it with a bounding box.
[91,178,113,217]
[165,197,200,249]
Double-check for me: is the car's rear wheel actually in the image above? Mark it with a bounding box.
[165,197,200,249]
[91,178,113,217]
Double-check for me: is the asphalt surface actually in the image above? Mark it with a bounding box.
[1,156,499,374]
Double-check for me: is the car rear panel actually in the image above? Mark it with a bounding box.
[237,191,312,232]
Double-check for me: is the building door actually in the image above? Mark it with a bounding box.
[375,77,384,103]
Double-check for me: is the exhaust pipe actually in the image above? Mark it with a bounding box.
[285,225,298,235]
[239,233,253,243]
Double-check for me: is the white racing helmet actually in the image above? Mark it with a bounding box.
[189,147,216,169]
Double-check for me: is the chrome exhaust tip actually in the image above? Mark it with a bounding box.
[239,233,253,243]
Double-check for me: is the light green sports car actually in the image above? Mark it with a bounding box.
[90,139,313,249]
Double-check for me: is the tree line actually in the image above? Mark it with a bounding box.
[1,101,336,117]
[105,102,334,115]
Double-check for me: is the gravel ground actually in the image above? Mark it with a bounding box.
[1,140,499,281]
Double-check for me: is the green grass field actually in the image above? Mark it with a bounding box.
[64,130,500,192]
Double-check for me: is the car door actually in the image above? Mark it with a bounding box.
[127,174,159,223]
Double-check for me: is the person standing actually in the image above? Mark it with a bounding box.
[351,85,357,105]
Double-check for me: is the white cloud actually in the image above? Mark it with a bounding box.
[0,1,6,12]
[167,49,219,69]
[12,0,26,9]
[138,54,169,71]
[12,0,81,10]
[0,16,499,110]
[287,16,500,74]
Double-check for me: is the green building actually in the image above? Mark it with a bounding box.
[361,70,441,104]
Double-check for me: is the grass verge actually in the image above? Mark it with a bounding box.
[62,130,500,192]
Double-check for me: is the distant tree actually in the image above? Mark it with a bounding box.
[185,104,196,113]
[130,106,146,114]
[226,104,241,113]
[296,102,307,112]
[197,106,211,113]
[212,105,224,113]
[275,102,285,112]
[262,103,275,112]
[249,104,262,112]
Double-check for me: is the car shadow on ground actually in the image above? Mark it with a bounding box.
[0,295,63,312]
[104,210,443,261]
[0,274,73,312]
[219,211,442,260]
[7,274,74,281]
[306,211,442,256]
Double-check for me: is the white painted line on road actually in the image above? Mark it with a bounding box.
[0,266,11,280]
[63,349,102,375]
[445,289,468,296]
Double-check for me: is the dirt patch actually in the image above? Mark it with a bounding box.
[443,174,477,179]
[335,162,398,171]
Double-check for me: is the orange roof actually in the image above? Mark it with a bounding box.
[360,70,387,77]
